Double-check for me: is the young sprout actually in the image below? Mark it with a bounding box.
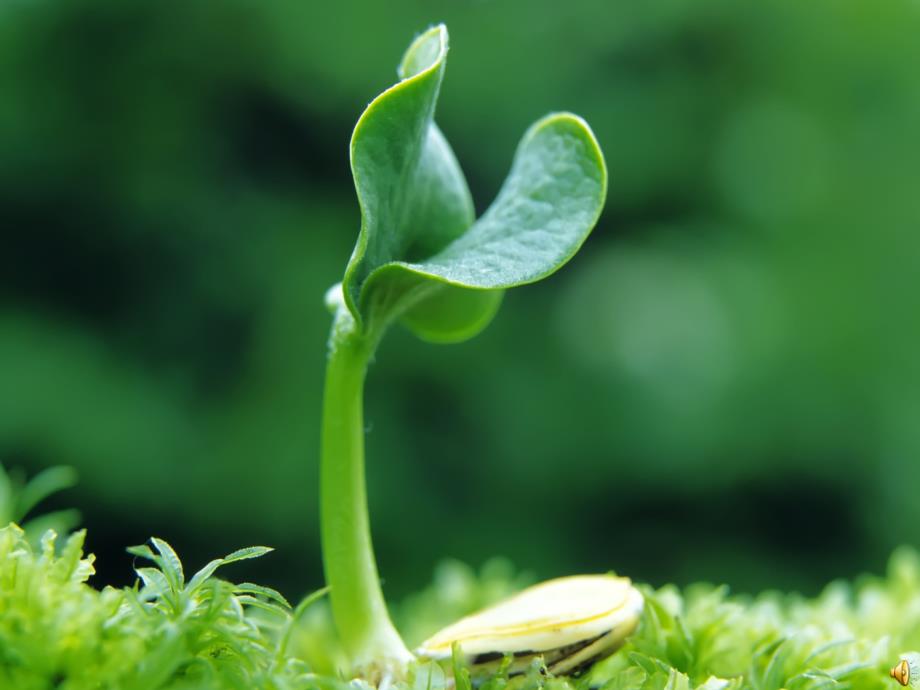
[320,24,608,679]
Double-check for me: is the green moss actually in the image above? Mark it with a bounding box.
[400,553,918,690]
[0,524,322,690]
[0,519,916,690]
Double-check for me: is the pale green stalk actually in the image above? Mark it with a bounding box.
[320,300,412,673]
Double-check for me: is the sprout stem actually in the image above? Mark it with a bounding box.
[320,302,412,673]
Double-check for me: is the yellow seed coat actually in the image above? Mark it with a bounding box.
[416,574,643,661]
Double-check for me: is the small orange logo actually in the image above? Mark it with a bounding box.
[892,659,911,687]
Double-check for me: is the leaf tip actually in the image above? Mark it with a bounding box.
[397,24,448,80]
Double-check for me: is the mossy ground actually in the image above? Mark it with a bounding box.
[0,521,915,690]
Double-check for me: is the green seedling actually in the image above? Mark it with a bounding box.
[319,24,607,679]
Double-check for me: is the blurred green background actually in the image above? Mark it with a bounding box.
[2,0,918,605]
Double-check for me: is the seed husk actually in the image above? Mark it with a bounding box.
[416,574,644,677]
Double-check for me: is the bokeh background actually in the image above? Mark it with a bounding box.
[2,0,919,607]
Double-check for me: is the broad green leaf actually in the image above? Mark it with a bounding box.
[344,25,475,331]
[382,113,606,290]
[341,25,606,344]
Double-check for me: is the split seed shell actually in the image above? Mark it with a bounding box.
[416,574,643,673]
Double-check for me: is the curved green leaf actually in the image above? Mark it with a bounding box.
[400,285,503,344]
[344,25,474,325]
[341,26,607,344]
[397,113,606,287]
